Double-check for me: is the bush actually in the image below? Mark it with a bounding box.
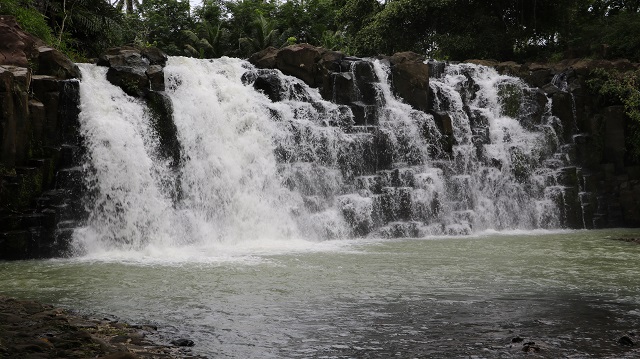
[588,68,640,160]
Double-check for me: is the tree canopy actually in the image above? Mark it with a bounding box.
[1,0,639,62]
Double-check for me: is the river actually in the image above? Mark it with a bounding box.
[1,229,639,358]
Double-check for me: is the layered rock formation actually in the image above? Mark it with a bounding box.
[469,59,640,227]
[248,44,432,127]
[2,24,639,259]
[0,16,82,259]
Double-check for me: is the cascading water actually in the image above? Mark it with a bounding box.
[429,63,565,233]
[72,57,577,253]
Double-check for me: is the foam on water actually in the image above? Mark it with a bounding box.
[72,58,575,260]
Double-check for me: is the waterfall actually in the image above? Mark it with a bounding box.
[72,57,573,253]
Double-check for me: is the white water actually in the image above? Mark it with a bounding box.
[72,58,574,258]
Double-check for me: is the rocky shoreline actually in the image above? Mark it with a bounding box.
[0,295,203,359]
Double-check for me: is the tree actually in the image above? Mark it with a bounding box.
[238,13,280,56]
[111,0,140,14]
[138,0,192,55]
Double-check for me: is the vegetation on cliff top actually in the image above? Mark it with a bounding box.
[1,0,639,63]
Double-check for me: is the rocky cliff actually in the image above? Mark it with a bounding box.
[472,59,640,228]
[0,16,82,259]
[2,19,639,260]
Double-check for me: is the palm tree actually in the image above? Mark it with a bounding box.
[238,13,280,56]
[112,0,140,14]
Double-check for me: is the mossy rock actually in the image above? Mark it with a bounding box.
[498,82,523,118]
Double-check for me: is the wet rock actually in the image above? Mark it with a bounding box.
[602,106,626,173]
[253,71,285,102]
[146,65,164,92]
[98,46,167,98]
[248,46,278,69]
[389,52,430,112]
[106,66,149,98]
[101,353,139,359]
[618,336,635,346]
[276,43,324,87]
[36,47,81,80]
[522,341,540,353]
[170,338,195,347]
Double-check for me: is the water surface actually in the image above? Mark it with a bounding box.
[1,229,639,358]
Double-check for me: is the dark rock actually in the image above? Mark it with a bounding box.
[389,52,430,112]
[170,338,195,347]
[100,353,139,359]
[551,91,575,142]
[276,43,324,87]
[602,106,626,173]
[248,46,278,69]
[511,336,524,343]
[36,47,80,80]
[106,66,149,98]
[140,46,168,66]
[253,72,285,102]
[146,65,164,92]
[145,91,179,167]
[618,336,634,346]
[98,47,150,69]
[0,16,44,68]
[522,343,541,353]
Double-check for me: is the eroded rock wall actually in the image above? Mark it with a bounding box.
[0,16,82,259]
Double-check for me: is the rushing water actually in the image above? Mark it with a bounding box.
[3,58,636,357]
[1,230,640,358]
[71,57,576,255]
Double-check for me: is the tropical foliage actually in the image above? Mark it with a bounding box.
[1,0,640,62]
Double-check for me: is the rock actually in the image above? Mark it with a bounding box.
[248,46,278,69]
[98,46,167,97]
[0,16,44,68]
[511,336,524,343]
[0,17,79,80]
[253,71,285,102]
[618,336,635,346]
[100,353,139,359]
[276,43,325,87]
[551,91,575,142]
[602,106,626,173]
[389,52,430,112]
[146,65,164,92]
[170,338,195,347]
[106,66,149,97]
[140,46,168,66]
[522,343,541,352]
[36,47,80,80]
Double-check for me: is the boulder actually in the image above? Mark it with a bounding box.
[0,16,43,68]
[98,46,167,98]
[146,65,164,92]
[36,47,80,79]
[0,17,79,80]
[248,46,278,69]
[389,52,430,112]
[253,71,285,102]
[276,43,325,87]
[106,66,149,98]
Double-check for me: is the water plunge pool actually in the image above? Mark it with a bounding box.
[1,229,639,358]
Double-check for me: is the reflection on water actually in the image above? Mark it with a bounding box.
[1,229,640,358]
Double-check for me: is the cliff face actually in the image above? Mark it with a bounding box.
[252,47,640,230]
[480,59,640,228]
[0,16,82,259]
[1,20,639,260]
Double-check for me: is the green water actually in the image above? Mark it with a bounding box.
[1,229,640,358]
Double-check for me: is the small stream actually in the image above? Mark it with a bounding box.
[1,229,639,358]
